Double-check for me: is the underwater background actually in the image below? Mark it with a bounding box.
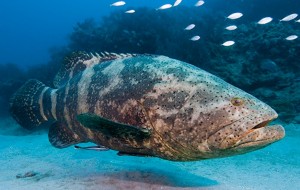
[0,0,299,189]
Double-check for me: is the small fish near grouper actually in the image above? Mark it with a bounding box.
[9,52,285,161]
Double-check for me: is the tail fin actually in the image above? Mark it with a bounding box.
[10,79,53,130]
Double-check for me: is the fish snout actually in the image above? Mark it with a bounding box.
[227,109,285,153]
[205,106,284,157]
[233,124,285,149]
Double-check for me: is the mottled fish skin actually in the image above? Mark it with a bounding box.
[10,54,285,161]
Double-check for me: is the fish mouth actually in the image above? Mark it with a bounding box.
[231,115,285,150]
[251,119,272,130]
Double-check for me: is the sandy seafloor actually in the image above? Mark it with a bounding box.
[0,118,299,190]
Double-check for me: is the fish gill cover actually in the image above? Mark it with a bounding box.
[0,0,300,125]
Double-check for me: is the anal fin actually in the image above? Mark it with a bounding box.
[48,121,83,148]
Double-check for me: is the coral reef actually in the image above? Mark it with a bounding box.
[1,6,299,123]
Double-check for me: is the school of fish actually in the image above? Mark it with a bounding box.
[110,0,299,45]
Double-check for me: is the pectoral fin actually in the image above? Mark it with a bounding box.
[77,113,151,141]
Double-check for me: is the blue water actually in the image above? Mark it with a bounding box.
[0,0,184,68]
[1,0,300,189]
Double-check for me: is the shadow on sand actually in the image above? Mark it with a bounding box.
[94,167,218,189]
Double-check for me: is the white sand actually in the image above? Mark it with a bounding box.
[0,118,299,190]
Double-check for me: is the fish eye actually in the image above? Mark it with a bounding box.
[231,97,244,106]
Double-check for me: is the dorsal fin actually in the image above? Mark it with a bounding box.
[53,51,135,88]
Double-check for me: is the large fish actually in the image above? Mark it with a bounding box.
[10,52,285,161]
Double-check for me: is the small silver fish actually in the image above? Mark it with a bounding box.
[225,25,237,31]
[286,35,298,41]
[156,4,172,10]
[125,10,135,14]
[74,145,109,151]
[195,0,205,7]
[173,0,182,7]
[280,13,298,22]
[227,12,243,20]
[184,24,196,30]
[190,35,201,41]
[257,17,273,25]
[110,1,126,7]
[222,41,235,46]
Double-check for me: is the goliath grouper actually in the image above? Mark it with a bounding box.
[10,52,285,161]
